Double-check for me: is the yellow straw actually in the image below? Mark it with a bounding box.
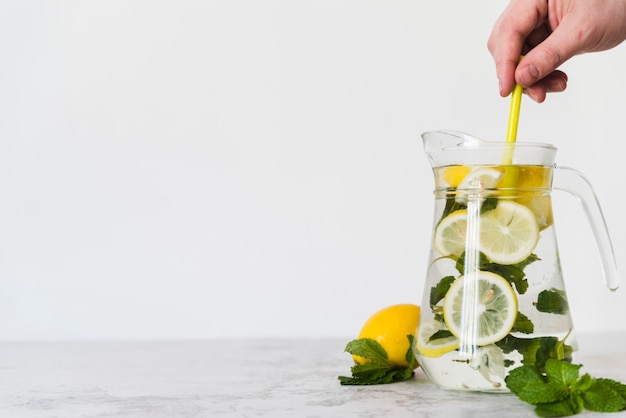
[503,57,524,163]
[501,56,524,187]
[506,83,523,145]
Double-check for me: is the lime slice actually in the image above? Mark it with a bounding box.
[416,319,459,358]
[443,271,518,347]
[479,200,539,264]
[433,210,467,257]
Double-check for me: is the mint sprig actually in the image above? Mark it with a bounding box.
[505,359,626,416]
[338,336,416,385]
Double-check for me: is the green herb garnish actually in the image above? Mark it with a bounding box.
[534,288,570,315]
[506,359,626,416]
[496,333,573,371]
[429,275,455,308]
[338,336,416,385]
[511,311,534,334]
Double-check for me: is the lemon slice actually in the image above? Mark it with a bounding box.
[479,200,539,265]
[416,319,459,358]
[440,165,470,188]
[455,167,504,204]
[515,165,554,229]
[443,271,518,347]
[519,195,553,230]
[433,210,467,257]
[457,167,504,190]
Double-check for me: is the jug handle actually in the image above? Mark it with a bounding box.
[553,165,620,291]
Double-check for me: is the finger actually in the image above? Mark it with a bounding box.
[487,0,549,96]
[524,71,568,103]
[487,24,523,96]
[524,24,552,51]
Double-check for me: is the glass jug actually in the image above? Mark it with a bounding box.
[415,130,619,392]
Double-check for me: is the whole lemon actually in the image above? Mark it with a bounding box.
[353,304,420,369]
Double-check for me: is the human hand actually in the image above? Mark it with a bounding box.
[488,0,626,102]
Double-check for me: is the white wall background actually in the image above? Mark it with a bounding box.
[1,1,625,341]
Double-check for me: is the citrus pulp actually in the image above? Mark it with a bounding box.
[443,271,518,347]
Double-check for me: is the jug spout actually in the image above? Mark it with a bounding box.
[422,130,484,166]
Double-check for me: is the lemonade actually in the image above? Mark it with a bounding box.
[416,163,576,391]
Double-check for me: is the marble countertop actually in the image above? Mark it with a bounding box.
[1,333,626,417]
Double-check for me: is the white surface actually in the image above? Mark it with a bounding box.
[1,333,626,417]
[1,1,626,341]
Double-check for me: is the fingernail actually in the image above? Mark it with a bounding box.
[547,78,567,93]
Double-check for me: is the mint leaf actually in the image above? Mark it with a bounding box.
[594,378,626,398]
[430,276,455,308]
[339,336,416,386]
[480,197,498,213]
[571,373,593,393]
[535,337,573,371]
[344,338,388,365]
[569,392,585,415]
[552,335,573,363]
[405,335,417,368]
[582,379,626,412]
[505,365,569,404]
[454,252,535,294]
[489,254,538,294]
[337,367,387,385]
[490,261,531,294]
[440,196,465,221]
[428,329,454,343]
[338,362,413,385]
[534,396,582,417]
[350,362,391,379]
[506,364,545,391]
[507,359,626,417]
[545,359,580,386]
[496,335,573,371]
[534,288,569,315]
[522,383,569,405]
[515,252,541,270]
[511,311,534,334]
